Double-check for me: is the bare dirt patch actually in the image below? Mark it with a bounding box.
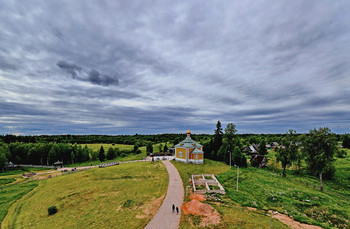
[189,194,206,201]
[182,199,220,227]
[272,213,323,229]
[136,194,165,219]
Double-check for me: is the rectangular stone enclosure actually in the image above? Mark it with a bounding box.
[191,174,225,194]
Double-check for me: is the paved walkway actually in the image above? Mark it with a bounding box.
[145,160,184,229]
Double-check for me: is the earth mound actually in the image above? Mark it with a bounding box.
[189,194,206,201]
[182,199,220,226]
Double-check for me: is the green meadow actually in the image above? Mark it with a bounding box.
[173,151,350,228]
[68,142,173,167]
[172,160,289,228]
[1,162,168,229]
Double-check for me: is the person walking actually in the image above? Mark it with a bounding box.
[172,204,175,213]
[176,206,179,214]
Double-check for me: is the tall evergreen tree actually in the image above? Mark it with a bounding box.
[213,121,223,155]
[107,147,116,160]
[258,139,267,155]
[146,142,153,155]
[98,146,105,162]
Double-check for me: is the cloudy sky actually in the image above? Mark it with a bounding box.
[1,1,350,135]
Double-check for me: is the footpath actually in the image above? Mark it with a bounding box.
[145,160,184,229]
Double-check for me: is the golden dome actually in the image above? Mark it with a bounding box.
[186,129,191,134]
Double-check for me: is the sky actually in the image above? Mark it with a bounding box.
[0,0,350,135]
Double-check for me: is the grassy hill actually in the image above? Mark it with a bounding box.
[173,151,350,228]
[2,161,168,229]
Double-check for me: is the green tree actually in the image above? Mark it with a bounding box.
[47,146,57,165]
[224,123,237,153]
[91,150,98,161]
[146,142,153,155]
[303,127,337,191]
[0,152,8,172]
[343,134,350,148]
[163,144,168,153]
[98,146,105,162]
[232,146,247,167]
[71,151,75,164]
[107,147,116,160]
[276,129,298,177]
[133,143,139,153]
[213,121,223,156]
[258,139,267,155]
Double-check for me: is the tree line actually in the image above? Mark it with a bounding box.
[0,142,140,172]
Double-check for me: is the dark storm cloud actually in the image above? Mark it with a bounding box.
[57,60,119,86]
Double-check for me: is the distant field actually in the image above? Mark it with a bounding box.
[2,161,168,229]
[66,142,173,167]
[81,142,173,153]
[82,143,135,152]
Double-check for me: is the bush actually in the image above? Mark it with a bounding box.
[122,199,134,208]
[48,205,57,215]
[250,157,260,167]
[336,149,347,158]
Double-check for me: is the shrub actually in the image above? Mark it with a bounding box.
[48,205,57,215]
[336,149,347,158]
[122,199,134,208]
[250,157,260,167]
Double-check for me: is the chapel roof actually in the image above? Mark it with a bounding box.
[175,134,203,148]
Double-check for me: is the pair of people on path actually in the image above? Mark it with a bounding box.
[172,204,179,214]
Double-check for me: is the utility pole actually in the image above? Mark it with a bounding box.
[236,165,239,191]
[229,151,231,168]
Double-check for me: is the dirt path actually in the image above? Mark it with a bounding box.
[145,160,184,229]
[272,212,323,229]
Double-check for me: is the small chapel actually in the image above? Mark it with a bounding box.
[174,129,204,164]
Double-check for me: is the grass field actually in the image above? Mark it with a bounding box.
[172,160,289,228]
[67,142,173,167]
[0,167,51,177]
[173,152,350,228]
[2,161,168,229]
[82,142,173,154]
[0,181,39,223]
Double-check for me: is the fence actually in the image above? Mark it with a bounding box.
[13,164,55,169]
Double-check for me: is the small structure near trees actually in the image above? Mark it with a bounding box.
[53,161,63,169]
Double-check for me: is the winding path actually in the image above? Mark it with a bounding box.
[145,160,184,229]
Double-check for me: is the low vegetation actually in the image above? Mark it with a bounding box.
[173,160,288,228]
[2,161,168,228]
[0,181,39,223]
